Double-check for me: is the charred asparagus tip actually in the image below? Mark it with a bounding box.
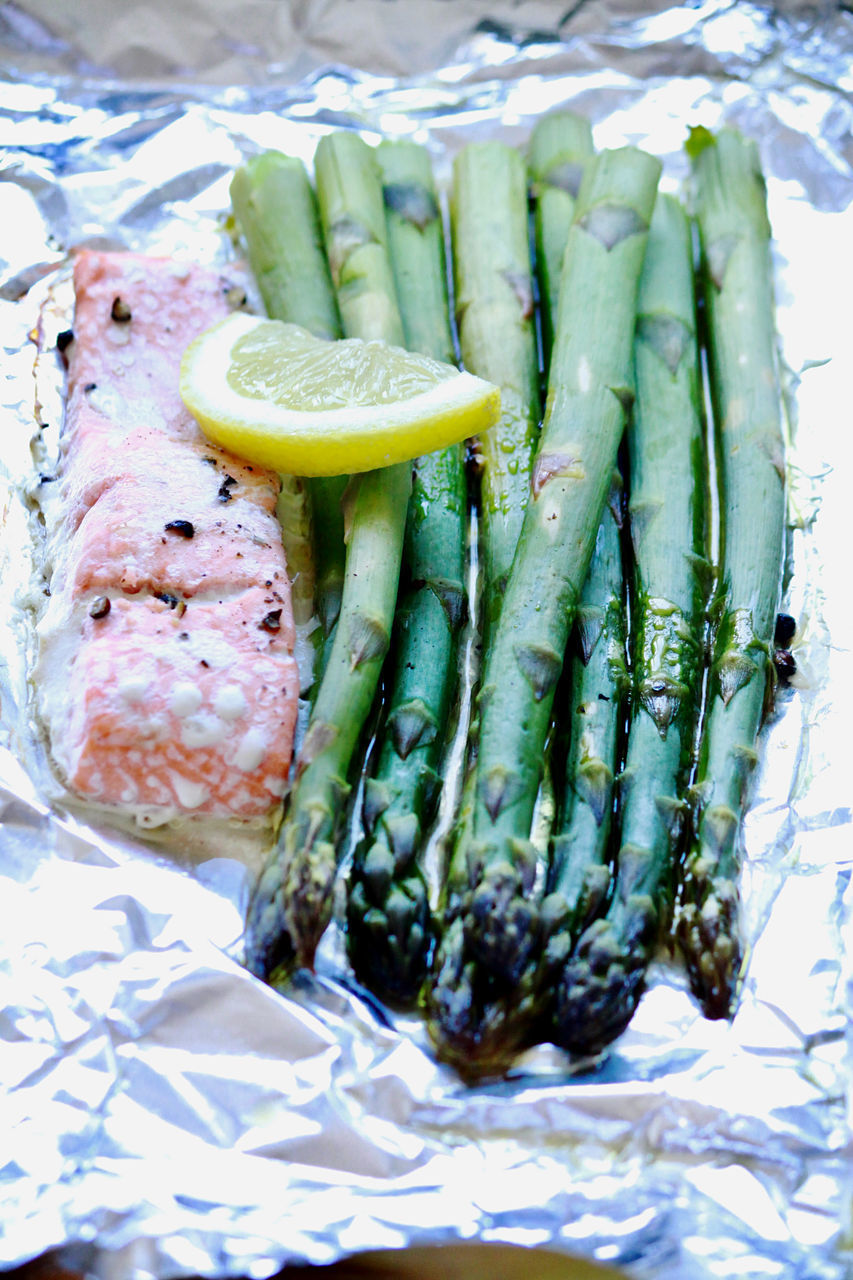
[676,879,740,1019]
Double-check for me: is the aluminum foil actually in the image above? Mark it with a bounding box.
[2,2,852,1276]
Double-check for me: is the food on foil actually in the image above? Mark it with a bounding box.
[217,115,789,1077]
[547,191,705,1056]
[346,138,466,1006]
[528,113,631,1052]
[675,127,788,1018]
[243,130,416,980]
[430,141,663,1074]
[35,250,299,827]
[29,110,786,1077]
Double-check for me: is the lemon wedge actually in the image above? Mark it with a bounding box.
[179,313,500,476]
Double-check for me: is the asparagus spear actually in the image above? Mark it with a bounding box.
[346,139,466,1003]
[245,131,411,978]
[553,193,707,1053]
[451,141,541,637]
[528,109,594,365]
[543,488,627,972]
[675,128,786,1018]
[417,139,543,1069]
[428,148,661,1073]
[528,110,627,977]
[230,151,346,646]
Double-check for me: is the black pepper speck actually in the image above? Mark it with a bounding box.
[259,609,282,633]
[774,648,796,682]
[154,593,186,616]
[164,520,194,539]
[111,296,132,323]
[774,613,796,647]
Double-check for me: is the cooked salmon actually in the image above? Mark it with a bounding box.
[37,249,298,822]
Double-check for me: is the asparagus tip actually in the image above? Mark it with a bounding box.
[244,859,296,980]
[550,900,657,1056]
[466,850,540,983]
[279,820,338,971]
[675,862,741,1019]
[346,862,431,1006]
[426,918,538,1079]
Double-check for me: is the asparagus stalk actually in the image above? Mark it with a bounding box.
[230,151,347,645]
[245,131,411,978]
[528,109,594,365]
[420,139,542,1070]
[316,133,405,346]
[230,152,341,341]
[528,111,627,977]
[428,148,661,1074]
[451,141,541,637]
[553,194,707,1053]
[675,128,786,1018]
[543,487,627,972]
[346,139,466,1003]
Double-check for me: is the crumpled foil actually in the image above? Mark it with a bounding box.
[1,2,852,1277]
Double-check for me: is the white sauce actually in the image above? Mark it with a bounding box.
[172,775,210,809]
[169,681,204,718]
[181,712,227,750]
[234,727,267,772]
[88,388,127,420]
[214,685,247,721]
[119,676,149,705]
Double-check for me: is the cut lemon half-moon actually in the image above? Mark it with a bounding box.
[180,313,500,476]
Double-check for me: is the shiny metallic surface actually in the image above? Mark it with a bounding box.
[1,3,852,1277]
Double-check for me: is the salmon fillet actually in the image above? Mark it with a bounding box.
[37,249,298,823]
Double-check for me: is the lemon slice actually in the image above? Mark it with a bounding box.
[180,313,500,476]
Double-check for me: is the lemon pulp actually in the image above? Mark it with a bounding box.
[227,322,456,410]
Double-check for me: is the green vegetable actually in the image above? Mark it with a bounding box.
[346,139,466,1004]
[528,110,626,991]
[528,109,595,364]
[427,147,661,1075]
[245,132,410,977]
[450,141,541,637]
[676,128,787,1018]
[553,193,707,1052]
